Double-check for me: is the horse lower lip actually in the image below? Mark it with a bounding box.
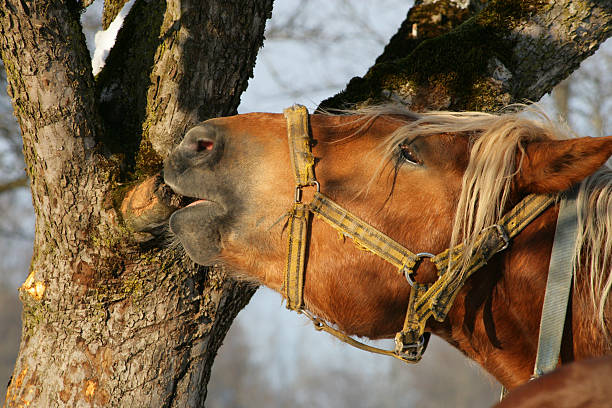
[186,199,208,208]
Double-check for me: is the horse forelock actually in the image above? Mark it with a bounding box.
[335,104,612,335]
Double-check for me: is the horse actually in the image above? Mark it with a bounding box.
[163,105,612,392]
[493,355,612,407]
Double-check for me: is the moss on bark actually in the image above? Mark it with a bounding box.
[319,0,548,112]
[102,0,131,29]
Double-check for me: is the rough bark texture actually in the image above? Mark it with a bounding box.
[1,0,610,406]
[0,0,272,406]
[102,0,130,29]
[375,0,476,65]
[320,0,612,111]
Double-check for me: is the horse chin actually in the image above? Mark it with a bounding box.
[168,203,224,265]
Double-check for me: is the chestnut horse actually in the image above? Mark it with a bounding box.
[164,106,612,391]
[493,355,612,407]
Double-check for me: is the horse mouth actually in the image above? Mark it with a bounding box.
[175,193,220,210]
[167,194,227,265]
[186,198,209,207]
[171,195,224,217]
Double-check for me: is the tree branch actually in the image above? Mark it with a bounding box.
[95,0,168,177]
[0,0,109,228]
[374,0,476,65]
[103,0,131,29]
[320,0,612,112]
[0,176,28,194]
[141,0,274,159]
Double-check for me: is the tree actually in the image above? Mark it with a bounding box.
[1,0,610,406]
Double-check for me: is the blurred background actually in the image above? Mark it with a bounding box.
[1,1,610,406]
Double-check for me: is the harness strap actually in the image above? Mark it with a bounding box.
[396,194,555,354]
[283,105,317,308]
[309,193,420,272]
[533,188,578,378]
[284,203,310,310]
[282,104,557,364]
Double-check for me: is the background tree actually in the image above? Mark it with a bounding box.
[0,0,610,406]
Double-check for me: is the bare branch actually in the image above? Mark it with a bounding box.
[0,176,27,194]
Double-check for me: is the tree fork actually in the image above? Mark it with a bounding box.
[1,0,272,406]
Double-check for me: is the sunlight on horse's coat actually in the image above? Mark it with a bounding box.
[164,105,612,389]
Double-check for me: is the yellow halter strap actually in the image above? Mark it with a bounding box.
[282,104,555,363]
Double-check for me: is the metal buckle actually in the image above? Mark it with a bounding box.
[294,181,320,203]
[394,333,426,362]
[490,224,510,251]
[403,252,435,287]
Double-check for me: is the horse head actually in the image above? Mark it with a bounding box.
[164,107,612,387]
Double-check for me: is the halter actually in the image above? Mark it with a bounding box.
[282,105,556,363]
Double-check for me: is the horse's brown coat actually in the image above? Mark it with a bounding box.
[494,356,612,408]
[164,111,612,390]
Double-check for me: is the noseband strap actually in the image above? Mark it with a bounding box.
[282,104,555,363]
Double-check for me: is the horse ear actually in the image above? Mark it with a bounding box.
[516,136,612,194]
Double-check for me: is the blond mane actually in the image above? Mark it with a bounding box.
[338,105,612,332]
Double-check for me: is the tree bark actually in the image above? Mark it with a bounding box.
[320,0,612,111]
[1,0,611,406]
[0,0,272,406]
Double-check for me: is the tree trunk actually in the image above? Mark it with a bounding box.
[0,0,272,406]
[1,0,610,406]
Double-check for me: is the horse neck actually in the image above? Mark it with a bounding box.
[438,204,610,389]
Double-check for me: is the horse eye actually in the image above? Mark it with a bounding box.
[399,144,421,165]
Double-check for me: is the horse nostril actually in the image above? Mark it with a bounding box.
[196,139,214,152]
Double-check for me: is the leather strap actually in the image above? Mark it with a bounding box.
[533,188,578,378]
[284,203,310,310]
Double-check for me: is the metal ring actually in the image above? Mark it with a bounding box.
[294,181,321,203]
[404,269,416,287]
[403,253,436,287]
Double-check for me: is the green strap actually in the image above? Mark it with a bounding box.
[284,105,316,187]
[310,193,419,272]
[533,189,577,378]
[284,203,310,310]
